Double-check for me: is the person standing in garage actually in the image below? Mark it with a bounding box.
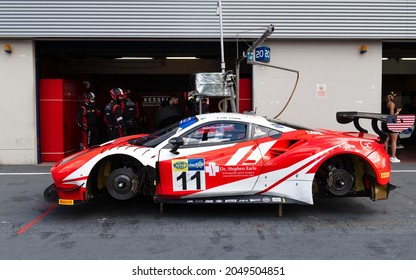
[121,89,139,135]
[382,91,402,163]
[154,94,184,129]
[104,88,127,140]
[76,91,101,149]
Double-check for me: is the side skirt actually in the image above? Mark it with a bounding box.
[154,195,307,217]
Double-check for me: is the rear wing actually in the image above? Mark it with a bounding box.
[336,111,415,141]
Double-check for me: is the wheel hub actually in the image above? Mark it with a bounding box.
[327,168,353,196]
[106,168,138,200]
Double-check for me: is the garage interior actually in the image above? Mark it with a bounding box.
[36,40,251,105]
[35,40,416,161]
[382,42,416,161]
[36,40,253,160]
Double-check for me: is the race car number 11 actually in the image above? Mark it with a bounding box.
[172,159,206,191]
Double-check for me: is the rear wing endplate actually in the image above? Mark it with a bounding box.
[336,111,415,141]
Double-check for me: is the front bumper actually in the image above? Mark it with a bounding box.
[43,183,84,206]
[43,184,59,202]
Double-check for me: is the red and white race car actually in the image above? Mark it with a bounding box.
[44,112,397,209]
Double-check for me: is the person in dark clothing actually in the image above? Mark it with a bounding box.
[382,92,402,163]
[76,91,100,149]
[104,88,126,140]
[160,94,179,108]
[154,94,183,129]
[121,89,139,135]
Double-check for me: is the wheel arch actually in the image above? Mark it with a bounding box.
[86,154,147,199]
[312,152,378,197]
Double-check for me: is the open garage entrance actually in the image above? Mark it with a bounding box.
[35,40,252,162]
[382,42,416,161]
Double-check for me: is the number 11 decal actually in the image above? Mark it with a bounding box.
[172,158,206,192]
[176,171,203,191]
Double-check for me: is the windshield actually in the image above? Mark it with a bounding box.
[128,116,199,147]
[129,122,180,147]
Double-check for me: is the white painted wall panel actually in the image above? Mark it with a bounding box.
[253,40,382,132]
[0,40,37,164]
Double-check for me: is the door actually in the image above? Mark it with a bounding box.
[157,121,263,199]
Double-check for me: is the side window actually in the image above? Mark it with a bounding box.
[182,122,247,146]
[252,124,280,139]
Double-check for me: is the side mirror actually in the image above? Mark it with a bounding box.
[169,137,184,154]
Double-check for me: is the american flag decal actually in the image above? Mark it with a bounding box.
[387,114,415,132]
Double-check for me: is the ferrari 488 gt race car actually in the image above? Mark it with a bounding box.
[44,112,399,210]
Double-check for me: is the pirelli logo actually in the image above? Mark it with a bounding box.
[58,199,74,206]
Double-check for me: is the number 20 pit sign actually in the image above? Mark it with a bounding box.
[255,46,271,62]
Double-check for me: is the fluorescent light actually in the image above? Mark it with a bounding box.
[166,56,199,60]
[114,57,153,60]
[381,57,416,61]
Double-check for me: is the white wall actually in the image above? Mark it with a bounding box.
[0,40,37,164]
[253,40,382,133]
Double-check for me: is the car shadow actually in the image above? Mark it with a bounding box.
[47,194,381,222]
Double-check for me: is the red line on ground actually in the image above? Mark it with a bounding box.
[17,204,58,235]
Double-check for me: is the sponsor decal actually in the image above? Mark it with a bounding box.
[172,160,188,172]
[360,140,372,150]
[205,162,220,176]
[218,165,258,178]
[381,172,390,179]
[58,199,74,206]
[174,196,286,204]
[262,197,271,202]
[306,130,323,135]
[272,197,282,203]
[172,158,206,192]
[188,158,205,171]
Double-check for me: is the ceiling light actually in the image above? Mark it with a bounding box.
[114,57,153,60]
[165,56,199,60]
[401,58,416,61]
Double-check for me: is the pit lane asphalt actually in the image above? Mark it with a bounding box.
[0,163,415,260]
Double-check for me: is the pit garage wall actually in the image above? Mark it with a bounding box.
[253,40,382,133]
[0,40,37,164]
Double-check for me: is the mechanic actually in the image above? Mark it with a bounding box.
[121,89,139,135]
[104,88,127,140]
[76,91,101,149]
[154,94,184,129]
[160,94,179,107]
